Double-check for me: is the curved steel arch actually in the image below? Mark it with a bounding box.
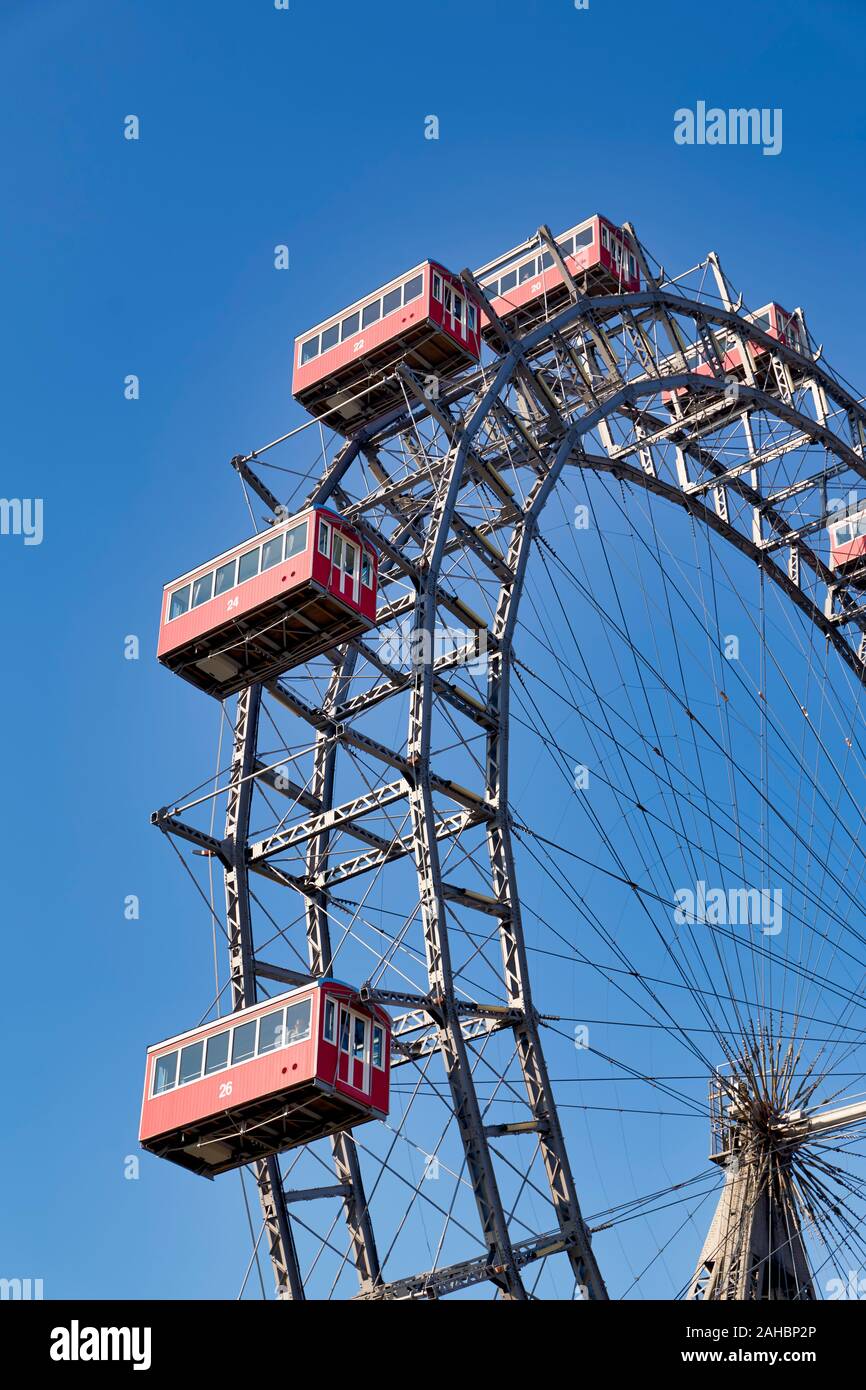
[161,228,866,1299]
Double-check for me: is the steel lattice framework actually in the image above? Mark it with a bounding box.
[154,221,866,1299]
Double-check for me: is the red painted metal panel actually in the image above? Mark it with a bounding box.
[480,216,639,329]
[139,982,392,1151]
[662,303,799,405]
[831,534,866,570]
[139,989,322,1141]
[291,262,480,402]
[141,1034,318,1141]
[595,216,641,293]
[158,524,313,659]
[293,265,432,397]
[829,501,866,571]
[315,984,391,1115]
[311,512,379,625]
[157,506,377,660]
[429,264,483,359]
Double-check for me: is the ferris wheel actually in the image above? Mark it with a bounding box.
[146,214,866,1300]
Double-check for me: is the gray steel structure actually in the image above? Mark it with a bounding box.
[153,221,866,1299]
[689,1063,866,1300]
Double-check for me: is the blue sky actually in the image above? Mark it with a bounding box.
[2,0,865,1299]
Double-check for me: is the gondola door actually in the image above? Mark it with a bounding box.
[337,1005,371,1094]
[340,536,360,605]
[443,282,467,344]
[331,530,360,605]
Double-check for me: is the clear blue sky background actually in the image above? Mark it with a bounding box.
[1,0,864,1298]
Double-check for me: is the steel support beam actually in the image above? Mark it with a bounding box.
[222,685,305,1302]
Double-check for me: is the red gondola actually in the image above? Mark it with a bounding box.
[662,302,807,407]
[139,981,391,1177]
[292,260,482,431]
[829,501,866,575]
[474,213,640,347]
[157,505,378,698]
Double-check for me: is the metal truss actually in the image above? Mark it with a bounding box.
[156,220,866,1299]
[687,1072,866,1299]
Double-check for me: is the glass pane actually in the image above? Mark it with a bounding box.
[343,541,357,576]
[332,532,343,568]
[191,572,214,607]
[321,323,339,352]
[383,287,401,316]
[362,299,381,327]
[179,1040,204,1085]
[284,521,306,559]
[323,998,336,1042]
[232,1019,257,1064]
[372,1025,384,1068]
[443,287,453,313]
[238,548,260,583]
[285,998,312,1044]
[300,335,319,364]
[169,586,190,621]
[204,1031,230,1074]
[261,535,283,571]
[559,235,575,257]
[361,552,372,587]
[540,251,553,269]
[353,1016,367,1060]
[574,226,594,249]
[483,277,498,298]
[341,312,360,340]
[403,274,423,303]
[432,273,442,301]
[258,1009,285,1054]
[518,258,536,284]
[453,295,463,322]
[154,1051,178,1094]
[500,270,517,294]
[214,560,237,596]
[339,1011,350,1052]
